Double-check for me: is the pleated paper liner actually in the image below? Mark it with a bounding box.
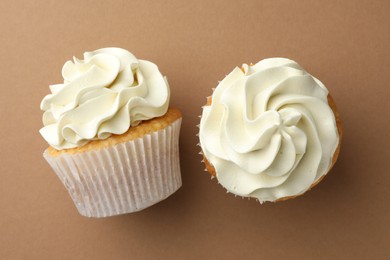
[44,118,182,218]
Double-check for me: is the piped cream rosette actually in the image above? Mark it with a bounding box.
[40,48,170,150]
[199,58,341,203]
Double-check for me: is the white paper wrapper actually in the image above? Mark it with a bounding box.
[43,118,182,218]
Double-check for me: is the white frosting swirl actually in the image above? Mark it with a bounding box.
[40,48,169,150]
[199,58,339,202]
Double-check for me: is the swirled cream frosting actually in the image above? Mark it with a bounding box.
[40,48,169,150]
[199,58,339,202]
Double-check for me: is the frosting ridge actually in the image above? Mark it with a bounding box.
[40,47,169,149]
[199,58,339,202]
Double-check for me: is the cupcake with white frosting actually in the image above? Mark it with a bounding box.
[199,58,342,203]
[40,47,182,217]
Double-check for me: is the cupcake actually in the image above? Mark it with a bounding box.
[199,58,342,203]
[40,47,182,217]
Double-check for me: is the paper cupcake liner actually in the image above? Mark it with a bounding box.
[43,118,182,218]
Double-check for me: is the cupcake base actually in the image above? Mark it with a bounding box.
[44,111,182,218]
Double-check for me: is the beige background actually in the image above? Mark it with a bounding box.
[1,0,389,259]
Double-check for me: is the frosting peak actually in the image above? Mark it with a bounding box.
[199,58,339,202]
[40,48,169,150]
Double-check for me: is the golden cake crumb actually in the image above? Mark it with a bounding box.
[47,107,182,157]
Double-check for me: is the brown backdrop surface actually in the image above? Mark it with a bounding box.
[1,0,389,259]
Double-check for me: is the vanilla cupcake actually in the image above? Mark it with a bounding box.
[40,48,182,217]
[199,58,342,203]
